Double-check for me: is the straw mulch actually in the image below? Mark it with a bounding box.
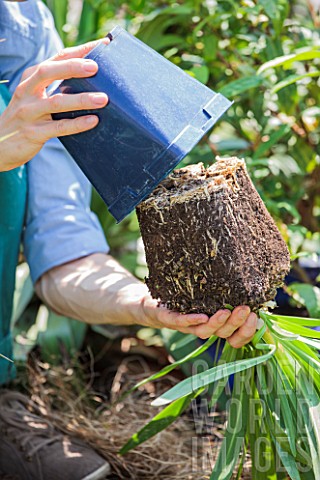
[17,347,252,479]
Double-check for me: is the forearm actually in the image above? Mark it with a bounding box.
[35,253,150,326]
[36,253,259,347]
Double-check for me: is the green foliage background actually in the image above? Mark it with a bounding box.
[44,0,320,288]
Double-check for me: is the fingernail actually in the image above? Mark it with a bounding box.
[217,310,231,323]
[92,93,107,106]
[237,307,250,321]
[83,60,97,72]
[199,316,208,323]
[84,116,98,126]
[247,313,257,327]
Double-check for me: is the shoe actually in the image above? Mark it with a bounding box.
[0,390,111,480]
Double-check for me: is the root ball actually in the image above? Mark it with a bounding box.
[137,157,290,315]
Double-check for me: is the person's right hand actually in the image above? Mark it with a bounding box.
[0,39,109,172]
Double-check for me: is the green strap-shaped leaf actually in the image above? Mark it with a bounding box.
[208,343,238,409]
[287,284,320,319]
[296,370,320,478]
[210,369,250,479]
[275,321,320,339]
[298,337,320,351]
[11,263,34,326]
[285,340,320,373]
[272,71,320,93]
[252,321,267,347]
[288,340,320,393]
[220,76,264,97]
[152,343,276,407]
[300,470,316,480]
[258,0,277,20]
[128,335,218,393]
[49,0,68,41]
[257,366,311,467]
[253,124,290,159]
[274,441,302,480]
[268,323,300,341]
[269,358,297,456]
[119,390,201,455]
[260,311,320,327]
[249,391,277,479]
[258,48,320,74]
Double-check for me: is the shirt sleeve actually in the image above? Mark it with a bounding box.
[24,138,109,284]
[0,0,109,283]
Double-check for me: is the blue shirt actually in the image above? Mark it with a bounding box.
[0,0,109,283]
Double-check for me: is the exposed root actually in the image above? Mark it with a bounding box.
[139,157,245,211]
[137,157,290,315]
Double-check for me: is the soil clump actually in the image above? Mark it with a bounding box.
[137,157,290,315]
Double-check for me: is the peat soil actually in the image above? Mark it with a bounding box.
[137,158,290,316]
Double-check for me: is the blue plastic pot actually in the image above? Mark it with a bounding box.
[53,25,232,222]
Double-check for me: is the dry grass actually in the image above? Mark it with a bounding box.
[22,354,208,479]
[17,349,252,479]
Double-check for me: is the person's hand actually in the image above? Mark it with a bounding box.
[0,39,109,172]
[36,253,258,349]
[140,297,258,349]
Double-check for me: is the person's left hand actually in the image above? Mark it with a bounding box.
[36,253,258,349]
[141,298,258,348]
